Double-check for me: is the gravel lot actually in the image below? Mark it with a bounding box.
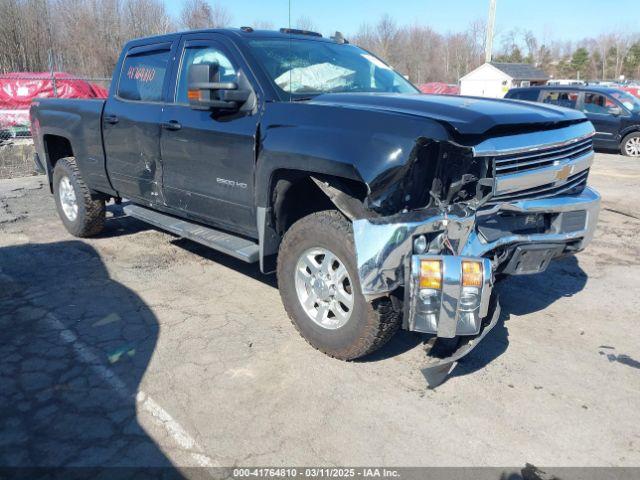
[1,152,639,472]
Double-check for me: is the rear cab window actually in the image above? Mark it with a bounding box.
[117,44,172,102]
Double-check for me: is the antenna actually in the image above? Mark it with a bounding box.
[485,0,497,63]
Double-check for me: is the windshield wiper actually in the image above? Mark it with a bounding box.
[291,96,315,102]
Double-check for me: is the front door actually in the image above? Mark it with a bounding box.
[104,42,175,204]
[580,92,623,146]
[160,35,260,237]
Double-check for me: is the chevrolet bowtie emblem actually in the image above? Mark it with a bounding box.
[556,165,572,181]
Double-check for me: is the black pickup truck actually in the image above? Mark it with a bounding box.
[30,28,601,381]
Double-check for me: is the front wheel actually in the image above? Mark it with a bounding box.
[621,132,640,157]
[277,210,401,360]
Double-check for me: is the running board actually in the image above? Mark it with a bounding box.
[123,204,260,263]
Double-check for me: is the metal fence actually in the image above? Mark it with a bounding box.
[0,73,110,179]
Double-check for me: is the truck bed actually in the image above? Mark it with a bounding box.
[30,98,112,193]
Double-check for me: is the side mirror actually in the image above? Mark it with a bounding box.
[187,63,250,111]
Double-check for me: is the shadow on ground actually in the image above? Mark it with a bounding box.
[0,241,183,478]
[102,206,590,378]
[449,255,588,381]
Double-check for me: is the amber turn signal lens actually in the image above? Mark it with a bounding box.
[187,90,200,101]
[419,260,442,289]
[462,261,483,287]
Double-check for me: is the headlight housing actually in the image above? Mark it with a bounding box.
[408,254,493,337]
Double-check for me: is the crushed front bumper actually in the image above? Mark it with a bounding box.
[353,187,601,337]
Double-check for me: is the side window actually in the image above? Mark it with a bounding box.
[118,48,170,102]
[176,46,238,104]
[541,90,578,109]
[541,91,561,105]
[511,90,539,101]
[583,93,619,115]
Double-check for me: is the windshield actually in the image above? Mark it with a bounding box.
[247,38,419,98]
[610,90,640,113]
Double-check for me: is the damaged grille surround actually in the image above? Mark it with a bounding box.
[352,121,601,338]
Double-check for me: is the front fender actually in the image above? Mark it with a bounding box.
[254,102,451,214]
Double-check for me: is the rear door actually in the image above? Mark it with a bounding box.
[103,41,176,204]
[160,34,261,236]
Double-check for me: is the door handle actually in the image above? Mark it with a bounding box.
[104,114,119,125]
[161,120,182,131]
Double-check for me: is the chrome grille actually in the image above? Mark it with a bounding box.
[484,129,595,205]
[490,169,589,203]
[493,137,593,175]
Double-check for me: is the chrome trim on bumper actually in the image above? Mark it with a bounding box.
[472,122,595,157]
[353,187,601,334]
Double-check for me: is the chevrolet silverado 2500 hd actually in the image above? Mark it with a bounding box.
[30,28,600,373]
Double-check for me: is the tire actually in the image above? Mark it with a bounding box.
[621,132,640,157]
[277,210,401,360]
[52,157,105,237]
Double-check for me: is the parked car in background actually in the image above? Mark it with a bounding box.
[547,79,585,86]
[506,85,640,157]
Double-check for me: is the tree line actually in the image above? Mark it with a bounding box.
[1,0,639,84]
[352,15,640,84]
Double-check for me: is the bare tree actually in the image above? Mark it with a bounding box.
[180,0,232,30]
[124,0,174,38]
[180,0,210,29]
[2,6,640,84]
[210,2,231,28]
[294,16,317,32]
[252,20,274,30]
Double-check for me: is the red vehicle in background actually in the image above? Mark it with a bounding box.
[418,82,460,95]
[622,85,640,98]
[0,72,108,138]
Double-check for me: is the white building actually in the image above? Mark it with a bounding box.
[460,62,549,98]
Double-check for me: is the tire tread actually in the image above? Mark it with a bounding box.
[277,210,400,360]
[54,157,105,237]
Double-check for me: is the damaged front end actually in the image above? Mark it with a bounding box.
[348,121,601,384]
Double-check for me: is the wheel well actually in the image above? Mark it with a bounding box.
[622,130,640,142]
[43,135,73,171]
[271,171,367,237]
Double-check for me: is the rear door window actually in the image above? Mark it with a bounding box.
[118,47,171,102]
[541,90,578,109]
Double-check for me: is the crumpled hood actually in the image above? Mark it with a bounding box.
[309,92,587,136]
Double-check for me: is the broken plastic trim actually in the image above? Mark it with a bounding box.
[421,294,501,388]
[311,176,377,221]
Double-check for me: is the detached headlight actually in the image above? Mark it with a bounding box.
[409,256,492,336]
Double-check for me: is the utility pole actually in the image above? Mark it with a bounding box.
[485,0,497,63]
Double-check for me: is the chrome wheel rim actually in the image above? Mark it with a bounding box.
[294,247,354,330]
[625,137,640,157]
[58,176,78,222]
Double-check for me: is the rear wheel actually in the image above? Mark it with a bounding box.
[621,132,640,157]
[53,157,105,237]
[277,210,401,360]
